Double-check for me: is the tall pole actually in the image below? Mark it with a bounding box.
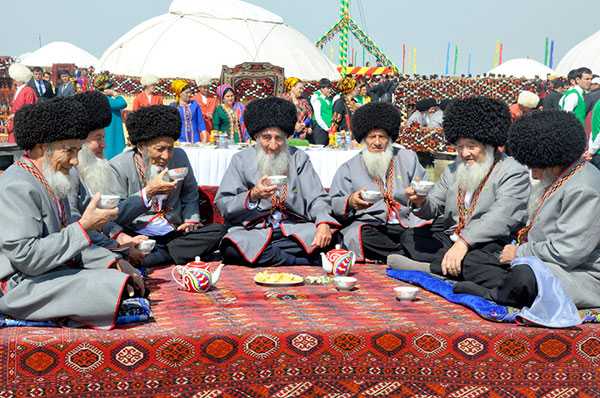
[402,44,406,74]
[499,42,503,65]
[413,48,417,74]
[549,40,555,69]
[467,52,472,75]
[544,37,549,66]
[444,42,451,75]
[339,0,350,69]
[453,44,459,75]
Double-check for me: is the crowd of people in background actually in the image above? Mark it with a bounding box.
[6,63,600,165]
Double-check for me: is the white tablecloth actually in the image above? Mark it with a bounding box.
[182,147,359,187]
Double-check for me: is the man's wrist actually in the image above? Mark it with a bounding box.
[249,187,259,202]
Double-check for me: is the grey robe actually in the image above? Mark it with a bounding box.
[415,153,530,246]
[68,168,117,248]
[107,148,200,234]
[0,163,129,329]
[516,163,600,308]
[330,147,429,261]
[68,167,151,245]
[215,147,340,263]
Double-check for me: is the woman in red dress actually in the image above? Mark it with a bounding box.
[7,64,37,144]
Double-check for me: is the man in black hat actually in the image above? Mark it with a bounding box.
[108,105,226,266]
[392,97,530,289]
[463,110,600,309]
[69,91,173,265]
[406,98,443,129]
[0,97,144,329]
[216,97,340,266]
[309,78,339,145]
[330,102,429,262]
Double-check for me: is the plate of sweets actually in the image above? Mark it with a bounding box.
[254,271,304,286]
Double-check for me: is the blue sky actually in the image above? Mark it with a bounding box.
[2,0,599,75]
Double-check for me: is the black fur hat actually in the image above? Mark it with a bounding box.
[443,96,511,147]
[507,110,586,168]
[351,102,401,142]
[73,91,111,134]
[14,97,87,150]
[244,97,297,138]
[126,105,181,145]
[415,98,438,112]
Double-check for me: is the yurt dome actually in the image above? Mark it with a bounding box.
[20,42,98,68]
[97,0,339,80]
[556,30,600,75]
[488,58,555,80]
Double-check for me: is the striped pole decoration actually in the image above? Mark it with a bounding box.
[339,0,350,69]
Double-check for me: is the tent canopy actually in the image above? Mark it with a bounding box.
[20,41,98,68]
[488,58,555,80]
[97,0,339,81]
[556,30,600,75]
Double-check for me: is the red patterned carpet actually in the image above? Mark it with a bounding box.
[1,262,600,397]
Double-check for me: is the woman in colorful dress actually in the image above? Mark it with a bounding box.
[94,73,127,159]
[212,84,247,143]
[280,77,312,138]
[171,79,207,143]
[330,76,360,134]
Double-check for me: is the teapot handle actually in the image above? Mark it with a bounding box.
[171,266,186,288]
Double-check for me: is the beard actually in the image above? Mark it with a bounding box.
[42,157,73,199]
[77,144,113,194]
[361,143,393,180]
[256,141,290,177]
[528,171,555,218]
[455,145,495,192]
[142,150,165,182]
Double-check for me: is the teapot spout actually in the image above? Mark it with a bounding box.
[321,252,332,273]
[210,263,225,285]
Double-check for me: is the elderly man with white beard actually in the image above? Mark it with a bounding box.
[216,97,340,266]
[392,97,530,289]
[69,91,163,264]
[108,105,226,267]
[0,98,145,329]
[330,102,429,262]
[455,110,600,309]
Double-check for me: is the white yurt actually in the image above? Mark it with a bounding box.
[97,0,339,80]
[20,41,99,68]
[488,58,555,79]
[556,30,600,75]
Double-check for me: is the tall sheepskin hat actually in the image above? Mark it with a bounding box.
[8,63,32,83]
[140,74,159,87]
[415,98,438,112]
[126,105,181,145]
[443,96,511,147]
[517,91,540,109]
[507,110,586,168]
[244,97,297,138]
[351,102,402,142]
[73,91,111,134]
[14,97,87,150]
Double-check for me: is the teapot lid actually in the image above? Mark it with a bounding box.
[186,256,204,266]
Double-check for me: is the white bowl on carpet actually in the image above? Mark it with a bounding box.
[394,286,419,301]
[333,276,357,291]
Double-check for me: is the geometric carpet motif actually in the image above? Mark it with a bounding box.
[2,262,600,396]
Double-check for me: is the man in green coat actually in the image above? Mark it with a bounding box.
[559,67,592,125]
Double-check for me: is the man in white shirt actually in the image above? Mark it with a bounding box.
[559,67,592,124]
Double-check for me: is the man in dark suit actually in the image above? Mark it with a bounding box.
[56,70,76,97]
[28,67,54,101]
